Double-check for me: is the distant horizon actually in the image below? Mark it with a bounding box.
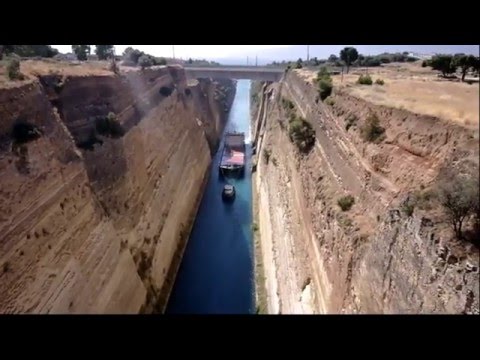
[51,45,480,66]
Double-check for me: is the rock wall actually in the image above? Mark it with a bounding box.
[0,66,235,314]
[251,70,479,314]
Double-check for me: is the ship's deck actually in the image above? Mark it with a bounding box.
[221,148,245,166]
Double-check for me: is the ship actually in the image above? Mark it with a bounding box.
[219,131,246,178]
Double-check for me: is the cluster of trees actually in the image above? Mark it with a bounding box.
[185,58,220,66]
[0,45,59,59]
[71,45,116,61]
[424,54,480,81]
[122,47,166,69]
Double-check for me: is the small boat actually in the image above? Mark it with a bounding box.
[222,184,236,201]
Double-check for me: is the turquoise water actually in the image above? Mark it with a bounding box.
[165,80,254,314]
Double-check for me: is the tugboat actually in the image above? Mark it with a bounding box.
[222,184,236,202]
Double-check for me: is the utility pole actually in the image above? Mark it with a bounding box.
[307,45,310,62]
[247,56,249,65]
[255,55,258,67]
[172,45,175,59]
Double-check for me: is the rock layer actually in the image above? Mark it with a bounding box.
[0,66,235,314]
[251,71,479,314]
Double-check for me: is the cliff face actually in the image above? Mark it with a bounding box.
[251,71,479,314]
[0,66,235,314]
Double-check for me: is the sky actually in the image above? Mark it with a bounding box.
[51,45,479,65]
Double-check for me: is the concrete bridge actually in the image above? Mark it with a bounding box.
[185,66,284,82]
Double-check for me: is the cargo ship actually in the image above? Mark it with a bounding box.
[219,132,246,178]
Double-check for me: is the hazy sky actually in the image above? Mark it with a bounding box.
[52,45,290,59]
[52,45,479,64]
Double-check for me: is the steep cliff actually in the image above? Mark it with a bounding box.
[0,65,235,314]
[251,71,479,314]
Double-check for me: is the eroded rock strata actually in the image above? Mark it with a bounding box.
[251,71,479,314]
[0,66,235,314]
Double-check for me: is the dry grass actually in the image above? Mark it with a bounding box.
[0,59,113,88]
[296,63,479,129]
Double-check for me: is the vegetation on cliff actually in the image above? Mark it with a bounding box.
[360,113,385,143]
[288,116,315,153]
[315,67,333,101]
[438,172,479,241]
[6,57,24,80]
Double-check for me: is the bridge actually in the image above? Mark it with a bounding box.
[184,66,284,82]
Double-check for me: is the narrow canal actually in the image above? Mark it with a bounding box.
[165,79,255,314]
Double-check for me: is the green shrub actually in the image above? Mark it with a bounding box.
[375,78,385,85]
[288,117,315,153]
[316,68,333,101]
[361,113,385,142]
[281,98,295,111]
[272,157,278,166]
[338,195,355,211]
[318,78,333,100]
[357,74,373,85]
[345,113,357,131]
[6,58,24,80]
[252,223,259,232]
[401,200,415,217]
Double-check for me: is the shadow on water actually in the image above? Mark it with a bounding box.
[165,80,254,314]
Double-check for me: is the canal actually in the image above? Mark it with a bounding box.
[165,79,255,314]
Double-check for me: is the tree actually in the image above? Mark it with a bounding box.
[438,173,479,239]
[72,45,91,61]
[453,54,477,81]
[472,57,480,76]
[295,58,303,69]
[138,55,153,70]
[0,45,58,58]
[95,45,115,60]
[122,47,144,66]
[429,55,457,77]
[328,54,338,63]
[188,58,193,64]
[339,47,359,73]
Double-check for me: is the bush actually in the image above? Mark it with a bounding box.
[288,117,315,153]
[159,86,173,97]
[263,148,271,164]
[316,68,333,101]
[401,200,415,217]
[12,122,42,144]
[345,113,357,131]
[6,58,24,80]
[338,195,355,211]
[281,98,295,111]
[95,112,124,138]
[325,96,335,106]
[375,78,385,85]
[318,78,333,100]
[357,74,373,85]
[421,60,428,67]
[361,113,385,143]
